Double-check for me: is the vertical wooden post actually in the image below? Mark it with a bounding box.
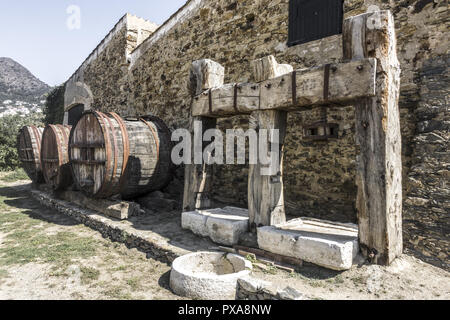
[248,56,290,232]
[183,59,224,212]
[248,110,287,232]
[343,11,403,265]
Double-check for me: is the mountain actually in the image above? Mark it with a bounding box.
[0,57,51,117]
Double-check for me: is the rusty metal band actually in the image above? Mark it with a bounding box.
[324,64,331,102]
[95,111,113,197]
[292,70,297,106]
[103,113,119,196]
[233,84,239,113]
[109,112,130,186]
[140,118,160,163]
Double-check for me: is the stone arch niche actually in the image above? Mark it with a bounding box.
[63,80,93,125]
[182,11,403,269]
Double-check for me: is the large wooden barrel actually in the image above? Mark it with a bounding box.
[69,111,173,199]
[17,126,44,183]
[41,125,73,190]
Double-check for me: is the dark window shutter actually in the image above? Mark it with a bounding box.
[288,0,344,47]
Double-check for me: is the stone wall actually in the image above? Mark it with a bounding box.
[64,0,449,269]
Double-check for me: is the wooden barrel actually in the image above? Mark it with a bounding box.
[17,126,44,183]
[69,111,173,199]
[41,125,73,190]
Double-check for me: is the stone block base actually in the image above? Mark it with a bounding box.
[182,207,249,246]
[257,218,359,271]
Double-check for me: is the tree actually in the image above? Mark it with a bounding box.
[43,84,65,125]
[0,113,44,171]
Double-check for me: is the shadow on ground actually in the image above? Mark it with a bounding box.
[0,183,79,227]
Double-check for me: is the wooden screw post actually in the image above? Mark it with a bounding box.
[343,11,403,265]
[248,56,289,232]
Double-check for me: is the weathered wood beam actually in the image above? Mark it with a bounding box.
[251,55,293,83]
[248,58,287,233]
[343,11,403,265]
[192,58,376,117]
[183,59,223,212]
[248,110,287,232]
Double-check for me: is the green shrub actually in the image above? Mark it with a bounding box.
[43,84,65,126]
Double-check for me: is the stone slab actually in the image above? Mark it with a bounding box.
[257,218,359,271]
[182,207,249,246]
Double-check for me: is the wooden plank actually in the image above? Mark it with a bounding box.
[343,11,403,265]
[248,110,287,232]
[192,58,377,117]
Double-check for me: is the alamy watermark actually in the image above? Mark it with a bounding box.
[66,5,81,30]
[171,121,281,176]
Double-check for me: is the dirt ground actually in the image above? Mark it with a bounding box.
[0,170,449,300]
[0,171,183,300]
[252,254,450,300]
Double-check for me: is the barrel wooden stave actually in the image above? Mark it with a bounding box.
[121,116,173,199]
[41,125,73,190]
[17,126,44,183]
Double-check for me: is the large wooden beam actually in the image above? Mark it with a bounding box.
[343,11,403,265]
[248,110,287,232]
[192,58,376,117]
[183,59,223,212]
[248,57,287,233]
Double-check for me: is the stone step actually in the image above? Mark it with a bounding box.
[182,207,249,246]
[257,218,359,271]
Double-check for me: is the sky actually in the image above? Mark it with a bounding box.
[0,0,187,86]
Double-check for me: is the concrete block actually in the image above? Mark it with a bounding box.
[182,207,249,246]
[257,218,359,271]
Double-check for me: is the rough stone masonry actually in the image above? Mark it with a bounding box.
[63,1,449,270]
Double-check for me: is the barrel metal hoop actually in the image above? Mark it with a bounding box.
[109,112,130,188]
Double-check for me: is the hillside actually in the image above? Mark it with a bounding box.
[0,57,50,117]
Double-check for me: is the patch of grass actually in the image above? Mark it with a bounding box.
[351,275,367,286]
[310,281,325,288]
[0,169,29,183]
[0,230,97,266]
[126,277,141,291]
[262,265,278,275]
[326,274,345,285]
[103,286,134,300]
[111,265,128,272]
[245,254,257,264]
[80,266,100,284]
[0,269,9,279]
